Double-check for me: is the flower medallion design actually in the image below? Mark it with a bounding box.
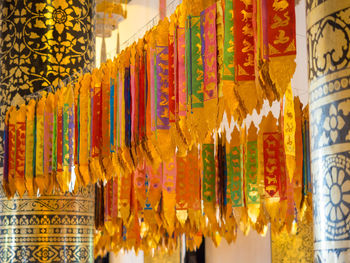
[17,247,30,262]
[323,105,345,144]
[324,167,350,222]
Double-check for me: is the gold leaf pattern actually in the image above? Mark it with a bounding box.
[0,0,95,169]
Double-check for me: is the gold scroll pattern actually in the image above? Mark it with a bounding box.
[0,185,95,263]
[307,0,350,262]
[0,0,96,169]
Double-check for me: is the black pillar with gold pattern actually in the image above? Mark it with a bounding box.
[0,0,95,262]
[0,0,95,167]
[307,0,350,261]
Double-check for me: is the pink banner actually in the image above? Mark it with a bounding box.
[162,157,176,195]
[176,27,186,117]
[112,177,118,219]
[202,4,218,101]
[150,49,156,132]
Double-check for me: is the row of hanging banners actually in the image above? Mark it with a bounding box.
[3,0,312,256]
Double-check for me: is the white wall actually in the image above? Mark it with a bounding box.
[110,250,144,263]
[96,0,182,66]
[205,228,272,263]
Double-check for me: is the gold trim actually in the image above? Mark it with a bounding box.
[0,225,93,229]
[0,195,95,201]
[0,211,93,216]
[310,68,350,92]
[307,0,350,29]
[310,89,350,110]
[0,242,92,245]
[0,234,92,237]
[311,143,350,160]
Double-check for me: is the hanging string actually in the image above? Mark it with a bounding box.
[106,0,181,57]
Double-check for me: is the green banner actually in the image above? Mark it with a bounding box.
[186,16,204,109]
[202,144,215,203]
[222,0,235,81]
[246,141,260,204]
[227,145,243,207]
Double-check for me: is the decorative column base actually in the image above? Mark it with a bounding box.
[0,186,95,263]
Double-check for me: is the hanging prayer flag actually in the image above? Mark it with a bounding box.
[246,125,260,205]
[227,127,244,207]
[176,27,186,117]
[234,0,258,116]
[25,100,36,196]
[202,141,216,227]
[3,109,11,197]
[79,74,92,185]
[190,16,204,110]
[176,154,189,225]
[284,84,296,182]
[263,132,282,198]
[43,93,55,194]
[222,0,235,82]
[168,31,176,123]
[156,46,170,130]
[13,105,26,197]
[35,96,46,193]
[201,4,218,102]
[266,0,296,97]
[162,157,177,234]
[188,146,201,227]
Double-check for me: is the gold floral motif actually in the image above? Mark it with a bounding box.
[0,0,95,169]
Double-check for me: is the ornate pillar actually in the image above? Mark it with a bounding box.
[0,0,95,166]
[307,0,350,261]
[0,186,95,263]
[0,1,96,262]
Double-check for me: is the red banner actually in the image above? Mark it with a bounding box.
[235,0,255,81]
[267,0,296,57]
[263,132,283,198]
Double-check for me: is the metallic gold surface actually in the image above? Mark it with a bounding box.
[144,244,180,263]
[307,0,350,261]
[0,186,95,263]
[271,217,314,263]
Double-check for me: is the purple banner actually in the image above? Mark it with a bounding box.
[156,46,170,130]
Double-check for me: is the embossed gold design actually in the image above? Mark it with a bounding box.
[271,217,314,263]
[0,186,95,263]
[307,0,350,261]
